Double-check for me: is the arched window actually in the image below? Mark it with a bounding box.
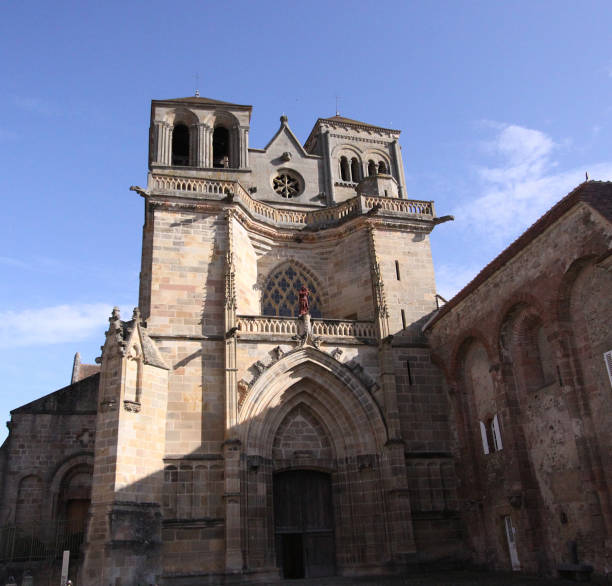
[340,156,350,181]
[57,465,92,532]
[171,123,190,166]
[16,475,43,526]
[378,160,387,174]
[350,158,361,182]
[368,160,376,176]
[213,126,230,168]
[262,264,323,317]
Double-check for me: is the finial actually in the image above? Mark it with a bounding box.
[280,114,288,124]
[111,306,120,322]
[585,171,589,181]
[335,95,340,116]
[195,72,200,97]
[195,89,200,97]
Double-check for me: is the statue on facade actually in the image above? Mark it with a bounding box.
[298,285,310,316]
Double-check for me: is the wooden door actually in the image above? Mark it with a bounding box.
[274,470,335,578]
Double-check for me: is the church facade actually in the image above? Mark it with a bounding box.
[0,96,610,585]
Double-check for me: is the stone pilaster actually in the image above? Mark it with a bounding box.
[240,126,249,168]
[367,227,390,339]
[382,440,416,563]
[321,129,335,204]
[391,139,406,198]
[189,123,198,166]
[223,439,243,572]
[154,121,172,165]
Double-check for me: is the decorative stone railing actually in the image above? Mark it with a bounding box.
[236,315,377,340]
[362,196,433,216]
[310,319,376,339]
[150,175,236,196]
[149,173,434,226]
[237,316,298,335]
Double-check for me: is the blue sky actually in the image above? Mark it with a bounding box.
[1,0,611,442]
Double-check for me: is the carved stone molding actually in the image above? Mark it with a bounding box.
[123,400,142,413]
[100,400,118,413]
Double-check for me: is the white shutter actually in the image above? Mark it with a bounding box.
[479,421,490,454]
[492,414,503,451]
[604,350,612,389]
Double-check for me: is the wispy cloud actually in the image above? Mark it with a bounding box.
[0,303,115,349]
[454,122,612,244]
[435,263,482,301]
[0,256,31,269]
[13,96,56,116]
[0,129,19,141]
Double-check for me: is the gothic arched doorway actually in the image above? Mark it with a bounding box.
[274,470,335,579]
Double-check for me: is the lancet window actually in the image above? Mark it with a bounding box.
[262,264,323,317]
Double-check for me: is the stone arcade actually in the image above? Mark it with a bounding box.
[0,95,610,584]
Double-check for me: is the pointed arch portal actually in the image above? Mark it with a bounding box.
[238,346,395,576]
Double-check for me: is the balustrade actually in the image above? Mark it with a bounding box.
[149,173,434,225]
[236,316,376,340]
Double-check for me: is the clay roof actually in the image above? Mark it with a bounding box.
[425,180,612,330]
[320,114,399,133]
[154,96,252,109]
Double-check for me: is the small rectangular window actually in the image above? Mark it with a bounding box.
[401,309,406,329]
[604,350,612,389]
[395,260,401,280]
[479,421,490,454]
[492,414,503,451]
[406,360,413,386]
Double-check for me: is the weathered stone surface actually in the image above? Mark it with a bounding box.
[1,98,609,584]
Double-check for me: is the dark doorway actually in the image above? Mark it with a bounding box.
[274,470,335,579]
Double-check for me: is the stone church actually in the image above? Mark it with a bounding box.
[0,95,610,585]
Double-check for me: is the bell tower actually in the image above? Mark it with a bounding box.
[149,95,252,171]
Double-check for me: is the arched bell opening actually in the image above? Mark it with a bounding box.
[171,123,190,166]
[213,126,230,168]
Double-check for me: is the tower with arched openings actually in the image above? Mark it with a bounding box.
[1,95,610,585]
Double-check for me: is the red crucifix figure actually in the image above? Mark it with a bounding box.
[298,285,310,316]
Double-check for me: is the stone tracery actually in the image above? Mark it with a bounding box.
[262,263,323,317]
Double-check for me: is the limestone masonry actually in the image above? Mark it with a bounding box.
[0,96,610,585]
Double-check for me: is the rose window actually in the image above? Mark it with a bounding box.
[272,171,302,198]
[262,264,322,317]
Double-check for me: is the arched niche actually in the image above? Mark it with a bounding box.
[15,474,43,526]
[212,111,240,168]
[47,453,94,522]
[499,303,556,394]
[166,108,199,167]
[239,346,387,458]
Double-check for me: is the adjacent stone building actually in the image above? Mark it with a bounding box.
[0,95,610,584]
[425,182,612,579]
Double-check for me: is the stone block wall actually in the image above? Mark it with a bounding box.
[426,190,612,575]
[144,208,226,337]
[0,375,98,527]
